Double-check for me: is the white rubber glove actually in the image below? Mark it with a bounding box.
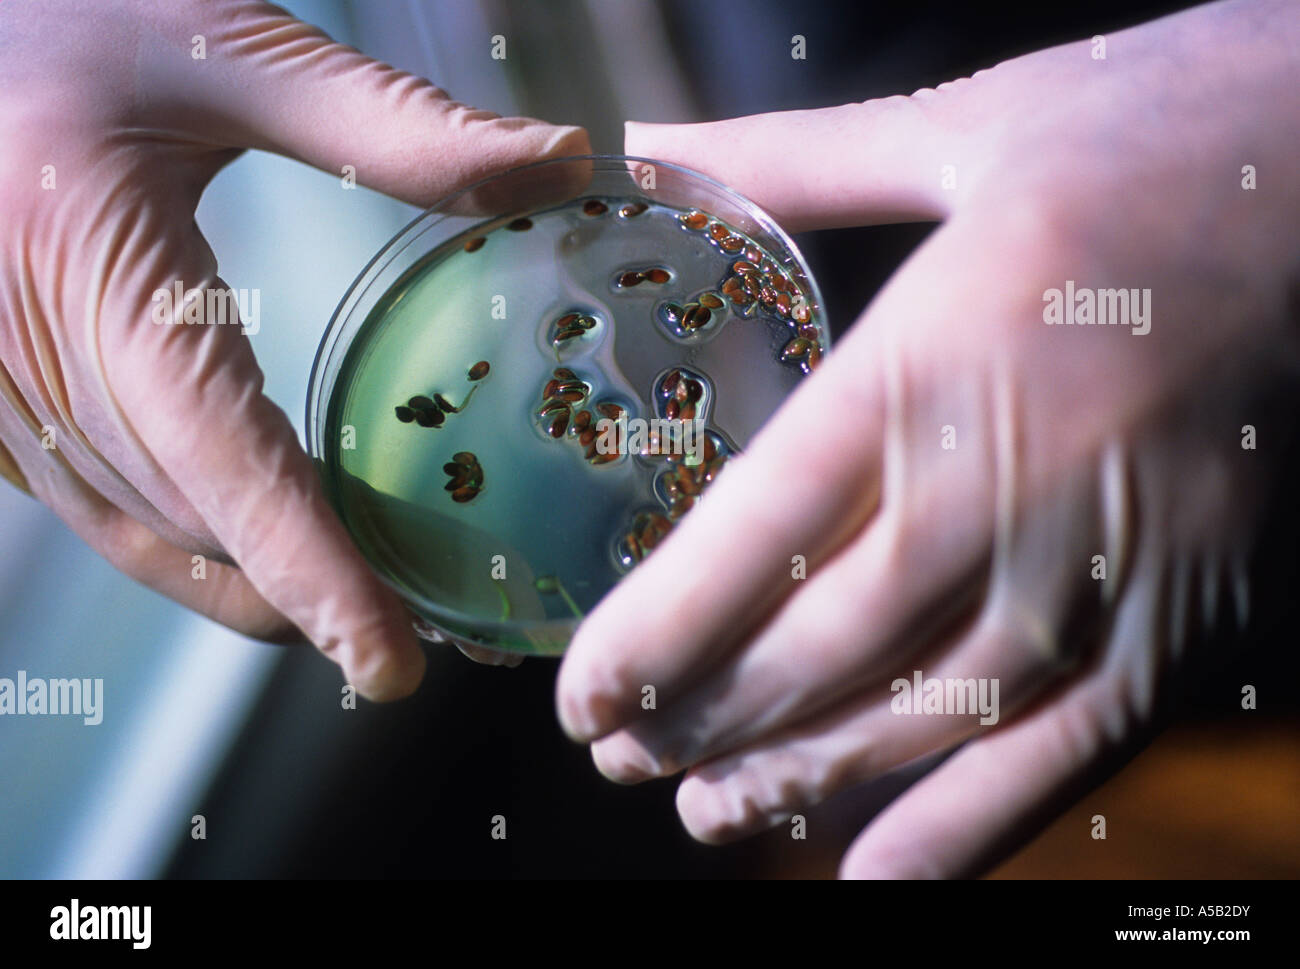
[0,0,587,696]
[557,0,1298,875]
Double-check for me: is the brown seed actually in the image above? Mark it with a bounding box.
[659,302,684,327]
[597,402,623,420]
[742,274,763,298]
[807,343,823,371]
[798,323,819,340]
[680,400,696,422]
[537,399,569,418]
[453,451,476,466]
[669,495,697,519]
[463,237,485,253]
[619,202,648,217]
[444,474,468,492]
[659,369,682,396]
[553,367,577,381]
[682,211,708,231]
[408,395,434,410]
[708,223,729,242]
[619,271,644,288]
[665,398,680,420]
[395,405,415,423]
[760,286,778,306]
[548,412,569,438]
[507,217,533,231]
[573,410,591,430]
[451,486,479,503]
[683,304,711,329]
[554,326,586,343]
[623,532,643,562]
[703,436,717,462]
[781,337,811,361]
[557,389,585,403]
[721,277,742,295]
[468,360,490,381]
[775,294,792,316]
[443,462,463,476]
[555,312,580,329]
[685,379,703,401]
[582,199,608,216]
[698,292,724,309]
[415,409,443,428]
[761,259,779,276]
[644,267,671,284]
[543,378,560,399]
[579,427,596,447]
[720,235,743,254]
[556,379,588,395]
[665,478,680,499]
[433,393,458,413]
[743,245,763,263]
[732,260,756,274]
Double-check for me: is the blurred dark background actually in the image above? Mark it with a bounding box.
[156,0,1300,879]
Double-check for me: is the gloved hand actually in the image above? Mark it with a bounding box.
[557,0,1299,876]
[0,0,587,696]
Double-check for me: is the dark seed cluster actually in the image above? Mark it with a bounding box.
[444,451,484,503]
[551,310,598,350]
[394,362,489,429]
[536,367,624,465]
[679,210,825,373]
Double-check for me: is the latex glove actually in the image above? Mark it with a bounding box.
[557,0,1298,876]
[0,0,586,695]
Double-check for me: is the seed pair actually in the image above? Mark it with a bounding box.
[617,267,672,288]
[444,451,483,503]
[552,311,598,349]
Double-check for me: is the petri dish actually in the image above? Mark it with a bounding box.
[307,155,828,656]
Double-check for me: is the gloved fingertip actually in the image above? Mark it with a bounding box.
[348,637,427,702]
[541,123,592,159]
[675,775,733,845]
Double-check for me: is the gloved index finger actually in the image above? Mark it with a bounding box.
[624,96,967,233]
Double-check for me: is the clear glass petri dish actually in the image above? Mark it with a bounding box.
[306,154,828,657]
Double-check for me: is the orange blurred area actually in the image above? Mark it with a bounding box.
[988,717,1300,879]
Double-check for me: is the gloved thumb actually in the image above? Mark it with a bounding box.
[165,1,589,205]
[624,91,979,232]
